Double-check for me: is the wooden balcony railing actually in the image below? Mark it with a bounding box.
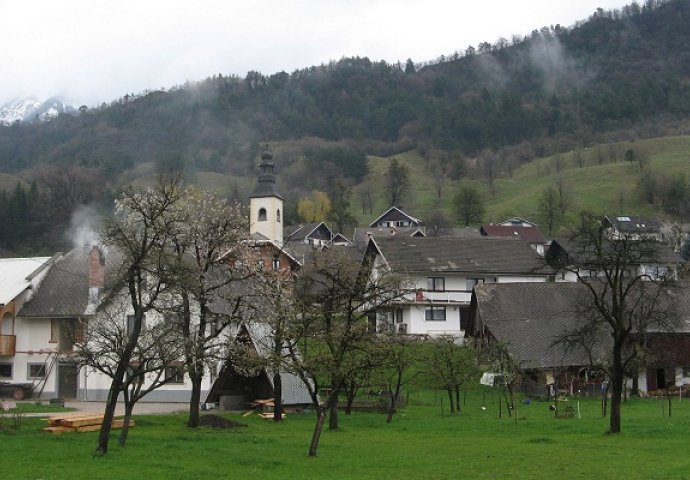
[0,335,16,356]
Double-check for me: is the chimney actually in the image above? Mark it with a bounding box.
[89,245,105,288]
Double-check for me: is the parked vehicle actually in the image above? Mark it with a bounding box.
[0,381,34,400]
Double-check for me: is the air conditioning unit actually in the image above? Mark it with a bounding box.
[397,323,408,334]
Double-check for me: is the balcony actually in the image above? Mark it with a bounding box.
[0,335,16,356]
[401,290,471,304]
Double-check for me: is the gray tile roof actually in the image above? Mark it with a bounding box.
[19,246,122,318]
[375,236,551,275]
[473,281,690,369]
[473,282,601,369]
[244,323,313,406]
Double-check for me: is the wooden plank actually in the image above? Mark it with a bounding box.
[48,413,102,423]
[74,419,135,433]
[43,426,75,434]
[258,412,285,419]
[59,415,105,427]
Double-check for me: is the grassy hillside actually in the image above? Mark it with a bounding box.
[354,136,690,228]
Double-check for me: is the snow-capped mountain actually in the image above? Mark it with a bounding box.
[0,97,76,125]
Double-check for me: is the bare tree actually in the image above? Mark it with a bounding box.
[453,183,485,227]
[538,186,559,236]
[94,176,185,456]
[552,212,678,433]
[385,158,410,207]
[555,175,572,223]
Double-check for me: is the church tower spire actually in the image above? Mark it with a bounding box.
[249,147,283,245]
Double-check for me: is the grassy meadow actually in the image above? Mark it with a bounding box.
[353,136,690,228]
[3,390,690,479]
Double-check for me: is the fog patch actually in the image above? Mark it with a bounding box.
[476,53,508,91]
[67,205,101,247]
[528,36,592,95]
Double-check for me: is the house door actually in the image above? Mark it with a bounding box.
[656,368,667,390]
[57,362,78,399]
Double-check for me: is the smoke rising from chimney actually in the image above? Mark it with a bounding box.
[67,205,101,247]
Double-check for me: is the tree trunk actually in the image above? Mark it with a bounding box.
[447,388,455,414]
[95,316,140,456]
[273,371,283,422]
[95,376,123,456]
[344,387,356,415]
[328,395,339,430]
[455,386,461,413]
[308,407,326,457]
[187,371,203,428]
[609,339,624,433]
[118,402,134,447]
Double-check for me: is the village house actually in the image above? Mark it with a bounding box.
[4,148,311,406]
[469,281,690,396]
[480,218,548,255]
[366,235,553,338]
[0,256,56,399]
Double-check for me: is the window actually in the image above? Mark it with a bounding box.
[28,363,46,379]
[0,363,12,378]
[394,309,403,324]
[165,365,185,384]
[258,208,267,221]
[272,258,280,271]
[425,306,446,321]
[427,277,445,291]
[276,209,281,222]
[50,319,60,343]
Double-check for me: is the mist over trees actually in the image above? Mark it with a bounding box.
[2,0,690,254]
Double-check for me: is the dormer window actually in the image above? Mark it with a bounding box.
[258,208,267,221]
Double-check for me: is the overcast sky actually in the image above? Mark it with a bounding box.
[1,1,631,107]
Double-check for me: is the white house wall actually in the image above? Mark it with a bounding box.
[385,272,549,338]
[11,316,60,398]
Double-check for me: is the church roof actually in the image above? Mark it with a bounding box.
[250,149,283,200]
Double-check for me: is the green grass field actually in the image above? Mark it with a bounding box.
[4,390,690,479]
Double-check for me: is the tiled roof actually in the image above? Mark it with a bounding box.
[18,246,121,318]
[244,323,313,406]
[548,237,686,266]
[481,224,547,244]
[0,256,52,305]
[474,282,602,369]
[474,281,690,369]
[375,236,551,275]
[368,206,422,228]
[604,215,662,234]
[284,222,332,242]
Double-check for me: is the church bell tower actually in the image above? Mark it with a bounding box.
[249,147,283,245]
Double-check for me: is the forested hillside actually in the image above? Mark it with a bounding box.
[1,0,689,254]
